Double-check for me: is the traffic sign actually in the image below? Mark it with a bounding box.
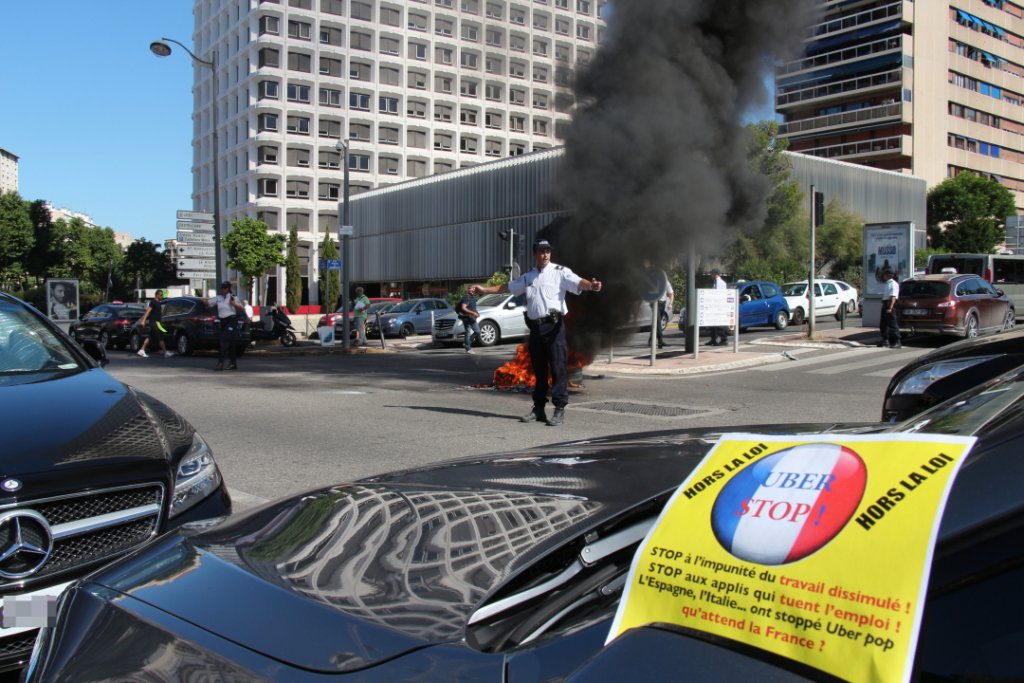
[177,245,215,258]
[177,258,216,270]
[339,225,354,237]
[178,231,215,243]
[641,269,669,303]
[178,270,214,279]
[177,210,214,222]
[319,259,342,271]
[176,221,215,233]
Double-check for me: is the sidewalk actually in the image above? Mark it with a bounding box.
[587,326,881,376]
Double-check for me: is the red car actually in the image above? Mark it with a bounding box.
[316,297,401,337]
[898,273,1015,339]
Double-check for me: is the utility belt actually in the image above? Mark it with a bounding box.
[525,311,562,326]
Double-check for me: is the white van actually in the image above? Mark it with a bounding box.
[926,253,1024,316]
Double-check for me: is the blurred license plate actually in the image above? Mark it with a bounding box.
[902,308,929,316]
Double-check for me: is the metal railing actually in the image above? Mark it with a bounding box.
[800,135,907,159]
[777,35,903,77]
[779,102,902,136]
[777,68,902,107]
[808,1,905,39]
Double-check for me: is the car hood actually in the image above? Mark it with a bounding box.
[87,424,866,673]
[1,368,182,476]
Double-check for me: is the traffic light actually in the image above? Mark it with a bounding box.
[814,191,825,228]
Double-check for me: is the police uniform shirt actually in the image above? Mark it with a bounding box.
[213,294,237,319]
[508,262,582,320]
[713,275,727,291]
[884,278,900,303]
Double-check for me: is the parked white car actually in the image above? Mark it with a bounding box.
[434,293,529,346]
[781,279,859,324]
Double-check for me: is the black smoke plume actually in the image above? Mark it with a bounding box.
[544,0,818,349]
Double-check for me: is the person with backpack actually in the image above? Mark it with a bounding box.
[457,290,481,353]
[136,289,174,359]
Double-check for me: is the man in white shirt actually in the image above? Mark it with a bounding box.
[208,281,245,370]
[879,269,901,348]
[708,268,729,346]
[470,239,603,426]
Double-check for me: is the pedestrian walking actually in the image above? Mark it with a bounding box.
[706,268,730,346]
[470,238,602,426]
[352,287,371,346]
[879,269,902,348]
[457,290,481,353]
[136,289,174,358]
[208,282,245,370]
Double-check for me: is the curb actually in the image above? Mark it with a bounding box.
[588,352,787,377]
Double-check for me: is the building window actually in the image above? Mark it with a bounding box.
[288,52,312,73]
[461,79,479,97]
[379,36,400,55]
[379,126,400,144]
[533,118,549,135]
[288,20,312,40]
[462,51,480,69]
[510,34,527,52]
[287,83,311,103]
[434,132,453,150]
[258,80,280,100]
[510,115,525,131]
[380,65,401,85]
[435,18,454,36]
[258,145,279,164]
[350,61,371,80]
[319,150,341,168]
[510,88,526,105]
[533,38,548,56]
[289,0,312,8]
[462,23,479,41]
[408,70,428,89]
[350,122,371,140]
[485,83,503,101]
[350,30,372,51]
[485,112,502,128]
[319,87,342,107]
[409,41,428,60]
[407,158,427,177]
[486,55,503,74]
[485,139,502,157]
[486,28,503,46]
[533,92,549,109]
[555,43,570,61]
[285,180,310,198]
[349,154,371,171]
[257,210,279,229]
[378,156,400,174]
[408,99,427,118]
[434,103,453,121]
[460,135,479,153]
[462,0,479,13]
[257,178,279,197]
[408,12,428,30]
[576,22,591,40]
[319,119,342,138]
[320,57,342,77]
[258,113,279,131]
[407,129,427,148]
[258,48,280,68]
[379,96,400,114]
[287,148,311,167]
[510,142,526,155]
[317,212,337,231]
[533,65,548,82]
[351,1,373,20]
[534,13,549,30]
[511,8,527,24]
[350,92,371,110]
[321,0,343,15]
[435,75,453,93]
[380,6,400,26]
[435,46,453,64]
[320,26,343,46]
[486,2,502,18]
[286,115,310,135]
[434,160,454,174]
[318,182,340,199]
[461,107,479,124]
[259,16,280,35]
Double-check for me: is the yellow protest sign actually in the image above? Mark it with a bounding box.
[608,433,976,683]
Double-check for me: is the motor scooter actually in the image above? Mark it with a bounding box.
[250,306,297,347]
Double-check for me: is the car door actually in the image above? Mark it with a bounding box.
[505,293,529,337]
[956,278,984,329]
[77,306,109,340]
[738,284,767,327]
[975,278,1004,329]
[819,282,840,315]
[412,300,436,333]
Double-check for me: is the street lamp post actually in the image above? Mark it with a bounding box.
[336,140,351,349]
[150,37,224,288]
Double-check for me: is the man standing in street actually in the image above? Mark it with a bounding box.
[352,287,371,346]
[708,268,728,346]
[137,289,174,359]
[879,269,901,348]
[457,290,481,353]
[470,238,602,426]
[209,281,245,370]
[645,268,673,349]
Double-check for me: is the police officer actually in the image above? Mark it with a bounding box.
[208,281,245,370]
[470,239,602,426]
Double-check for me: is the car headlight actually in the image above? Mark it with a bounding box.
[170,433,222,518]
[891,356,998,396]
[384,319,398,327]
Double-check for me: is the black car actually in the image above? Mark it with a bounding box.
[24,366,1024,682]
[127,296,250,356]
[0,292,231,674]
[70,303,145,349]
[882,325,1024,421]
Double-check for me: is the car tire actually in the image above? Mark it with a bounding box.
[774,310,789,330]
[176,333,193,356]
[281,330,297,347]
[964,313,979,339]
[98,330,111,349]
[309,330,319,340]
[790,308,805,326]
[1004,309,1016,331]
[129,331,142,353]
[478,320,500,346]
[846,300,857,314]
[399,323,415,338]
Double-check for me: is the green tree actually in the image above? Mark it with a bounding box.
[286,225,302,313]
[816,199,865,282]
[121,239,175,298]
[319,234,340,311]
[0,191,34,289]
[928,173,1016,253]
[222,217,285,304]
[25,200,55,283]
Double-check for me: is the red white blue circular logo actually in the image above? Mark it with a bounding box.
[711,444,867,565]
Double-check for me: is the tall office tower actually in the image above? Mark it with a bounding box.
[191,0,606,304]
[776,1,1024,213]
[0,148,18,195]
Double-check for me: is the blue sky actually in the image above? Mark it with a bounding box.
[1,2,195,244]
[1,3,777,246]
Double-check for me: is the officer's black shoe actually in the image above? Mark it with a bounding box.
[547,408,565,426]
[521,409,546,423]
[227,363,237,370]
[214,363,224,371]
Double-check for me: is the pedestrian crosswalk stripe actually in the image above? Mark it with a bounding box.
[806,350,924,375]
[749,346,888,371]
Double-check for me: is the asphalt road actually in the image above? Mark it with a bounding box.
[103,318,943,513]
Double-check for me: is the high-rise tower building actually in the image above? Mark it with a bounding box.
[776,1,1024,214]
[190,0,606,304]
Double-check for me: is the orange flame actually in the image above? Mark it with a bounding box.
[492,343,592,389]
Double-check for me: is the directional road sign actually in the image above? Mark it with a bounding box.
[177,258,216,270]
[339,225,354,237]
[177,210,214,222]
[178,270,215,279]
[178,231,215,243]
[176,221,215,233]
[319,259,342,271]
[177,245,216,258]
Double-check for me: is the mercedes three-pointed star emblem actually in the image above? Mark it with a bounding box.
[0,511,53,580]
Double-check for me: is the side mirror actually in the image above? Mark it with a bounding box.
[414,306,423,313]
[505,300,518,309]
[996,288,1006,296]
[81,339,109,367]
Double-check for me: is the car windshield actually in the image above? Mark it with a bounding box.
[367,301,396,314]
[901,280,951,298]
[782,283,807,296]
[389,300,422,313]
[0,300,84,383]
[892,366,1024,436]
[477,294,508,307]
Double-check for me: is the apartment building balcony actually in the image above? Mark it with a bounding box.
[807,1,913,43]
[796,134,912,163]
[779,101,906,138]
[777,34,905,79]
[777,67,903,111]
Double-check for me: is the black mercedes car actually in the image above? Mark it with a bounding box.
[70,303,144,350]
[882,325,1024,421]
[24,364,1024,682]
[0,293,231,673]
[127,296,250,357]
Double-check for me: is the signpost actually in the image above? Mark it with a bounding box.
[176,209,218,290]
[176,221,215,233]
[177,245,216,258]
[319,259,342,271]
[176,210,214,222]
[177,270,215,280]
[177,258,217,271]
[694,288,738,359]
[177,231,215,244]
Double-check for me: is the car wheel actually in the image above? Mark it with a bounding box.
[98,330,111,349]
[1004,309,1016,331]
[846,299,856,314]
[129,331,142,353]
[774,310,789,330]
[309,330,319,340]
[176,333,193,356]
[281,330,297,347]
[659,311,669,331]
[478,321,500,346]
[964,313,979,339]
[790,307,805,326]
[399,323,415,338]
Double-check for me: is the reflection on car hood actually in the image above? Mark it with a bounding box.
[2,368,181,475]
[89,425,868,673]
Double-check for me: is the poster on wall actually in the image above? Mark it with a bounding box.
[45,279,79,322]
[863,223,914,299]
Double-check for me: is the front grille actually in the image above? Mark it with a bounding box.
[436,319,456,332]
[0,630,36,660]
[0,484,164,589]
